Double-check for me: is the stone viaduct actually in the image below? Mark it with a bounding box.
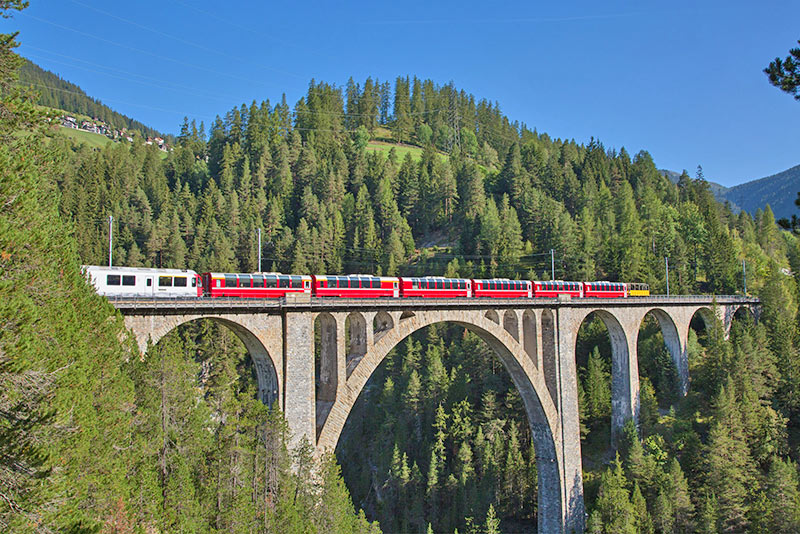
[114,294,758,534]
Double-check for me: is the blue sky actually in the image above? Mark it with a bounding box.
[5,0,799,187]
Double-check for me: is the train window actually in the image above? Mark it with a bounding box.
[372,278,380,289]
[291,275,302,288]
[460,280,466,289]
[174,277,187,287]
[192,278,197,287]
[122,275,135,286]
[278,276,288,288]
[147,278,152,287]
[435,280,442,289]
[159,276,173,287]
[266,276,276,288]
[444,280,450,290]
[107,274,121,286]
[223,275,235,288]
[253,276,264,288]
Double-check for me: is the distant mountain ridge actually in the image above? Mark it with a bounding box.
[723,164,800,221]
[661,165,800,221]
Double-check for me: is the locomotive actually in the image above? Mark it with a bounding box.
[84,266,650,299]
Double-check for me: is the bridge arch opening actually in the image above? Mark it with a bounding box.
[636,310,682,433]
[147,316,279,406]
[522,310,538,369]
[373,311,394,343]
[345,312,367,377]
[314,312,338,438]
[575,311,632,449]
[331,318,562,534]
[732,305,756,326]
[503,310,520,341]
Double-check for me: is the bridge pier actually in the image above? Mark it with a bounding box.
[283,312,316,450]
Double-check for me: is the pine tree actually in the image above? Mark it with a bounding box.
[485,503,501,534]
[764,456,800,533]
[583,347,611,426]
[631,483,654,534]
[590,454,637,534]
[705,378,753,533]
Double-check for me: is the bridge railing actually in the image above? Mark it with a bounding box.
[107,294,759,311]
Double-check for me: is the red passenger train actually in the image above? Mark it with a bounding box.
[200,272,641,299]
[86,265,647,300]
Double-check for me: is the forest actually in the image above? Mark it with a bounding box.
[3,1,800,532]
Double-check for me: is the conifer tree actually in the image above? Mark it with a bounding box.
[590,454,637,534]
[705,378,754,533]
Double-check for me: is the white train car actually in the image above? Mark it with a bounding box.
[83,266,201,297]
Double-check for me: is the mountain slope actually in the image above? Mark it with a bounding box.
[722,164,800,221]
[18,59,166,139]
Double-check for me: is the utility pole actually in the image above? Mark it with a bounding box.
[108,215,113,267]
[665,256,670,296]
[258,228,262,272]
[551,249,555,280]
[742,259,747,295]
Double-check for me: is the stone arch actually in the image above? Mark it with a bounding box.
[317,310,569,534]
[503,310,519,341]
[373,311,394,343]
[731,305,756,325]
[523,310,538,368]
[573,309,635,442]
[638,308,687,396]
[541,309,558,410]
[141,315,280,407]
[485,309,500,324]
[314,312,338,402]
[345,312,367,377]
[690,306,717,333]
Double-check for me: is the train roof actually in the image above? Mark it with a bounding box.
[313,274,399,281]
[205,272,310,278]
[83,265,197,275]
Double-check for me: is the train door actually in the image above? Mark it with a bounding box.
[393,280,399,298]
[146,277,154,296]
[467,280,472,298]
[527,281,532,298]
[304,279,311,294]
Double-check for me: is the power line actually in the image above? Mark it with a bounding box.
[24,46,241,103]
[21,12,282,89]
[67,0,303,80]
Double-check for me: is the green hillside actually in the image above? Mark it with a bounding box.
[18,59,168,140]
[57,125,113,149]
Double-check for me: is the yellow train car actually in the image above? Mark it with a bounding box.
[627,283,650,297]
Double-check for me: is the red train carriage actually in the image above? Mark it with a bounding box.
[582,281,626,298]
[472,279,532,298]
[399,277,472,298]
[202,272,311,298]
[533,280,584,298]
[312,275,399,298]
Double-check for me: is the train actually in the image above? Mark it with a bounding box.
[83,265,651,300]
